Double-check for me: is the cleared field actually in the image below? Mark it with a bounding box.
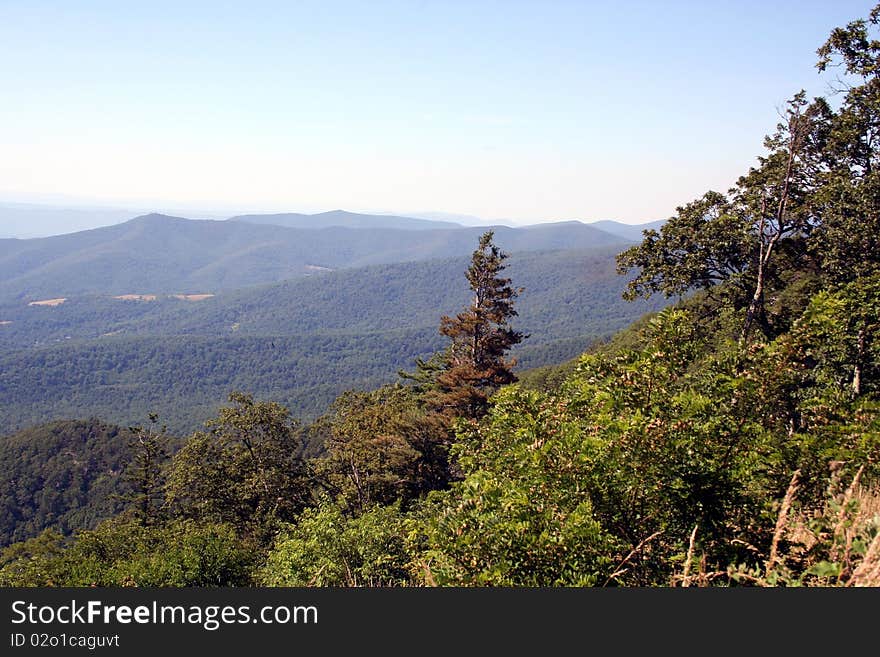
[171,294,215,301]
[27,298,67,307]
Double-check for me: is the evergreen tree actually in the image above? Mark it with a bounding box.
[426,231,526,421]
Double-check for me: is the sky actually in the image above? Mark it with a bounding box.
[1,0,876,226]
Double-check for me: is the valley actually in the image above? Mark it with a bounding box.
[0,214,664,433]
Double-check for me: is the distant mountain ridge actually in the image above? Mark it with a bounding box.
[0,200,666,237]
[588,219,666,241]
[0,212,632,301]
[229,209,463,230]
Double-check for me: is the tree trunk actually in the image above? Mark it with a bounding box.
[742,273,765,342]
[853,325,866,396]
[742,107,802,343]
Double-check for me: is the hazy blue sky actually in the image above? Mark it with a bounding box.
[1,0,874,224]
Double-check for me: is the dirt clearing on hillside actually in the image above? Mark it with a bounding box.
[28,298,67,307]
[171,294,215,301]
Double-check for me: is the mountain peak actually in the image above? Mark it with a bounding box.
[129,213,185,224]
[316,209,353,217]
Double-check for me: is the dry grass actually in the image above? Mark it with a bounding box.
[680,524,699,587]
[767,469,800,576]
[847,485,880,587]
[853,484,880,528]
[849,530,880,586]
[603,530,664,586]
[758,467,880,587]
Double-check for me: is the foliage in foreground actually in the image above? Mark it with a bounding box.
[0,518,255,587]
[4,289,878,587]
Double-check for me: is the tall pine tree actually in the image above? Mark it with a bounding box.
[426,231,526,421]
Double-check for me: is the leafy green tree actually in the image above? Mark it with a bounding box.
[616,191,751,303]
[564,310,780,580]
[122,413,169,526]
[0,529,68,587]
[109,520,256,587]
[0,518,255,587]
[732,92,828,338]
[316,385,448,513]
[810,4,880,283]
[165,392,312,540]
[792,276,880,397]
[422,386,617,586]
[617,94,828,340]
[259,501,413,586]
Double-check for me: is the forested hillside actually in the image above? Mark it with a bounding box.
[0,331,438,433]
[0,212,626,300]
[0,247,665,432]
[0,420,137,546]
[2,6,879,589]
[0,247,661,349]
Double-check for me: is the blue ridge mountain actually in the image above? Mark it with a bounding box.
[0,212,633,301]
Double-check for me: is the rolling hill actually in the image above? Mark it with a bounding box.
[0,213,629,302]
[0,246,666,433]
[588,219,666,241]
[229,209,462,230]
[0,246,658,348]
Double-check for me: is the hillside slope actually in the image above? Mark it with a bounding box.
[0,246,658,349]
[0,214,627,301]
[0,247,666,432]
[0,419,136,546]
